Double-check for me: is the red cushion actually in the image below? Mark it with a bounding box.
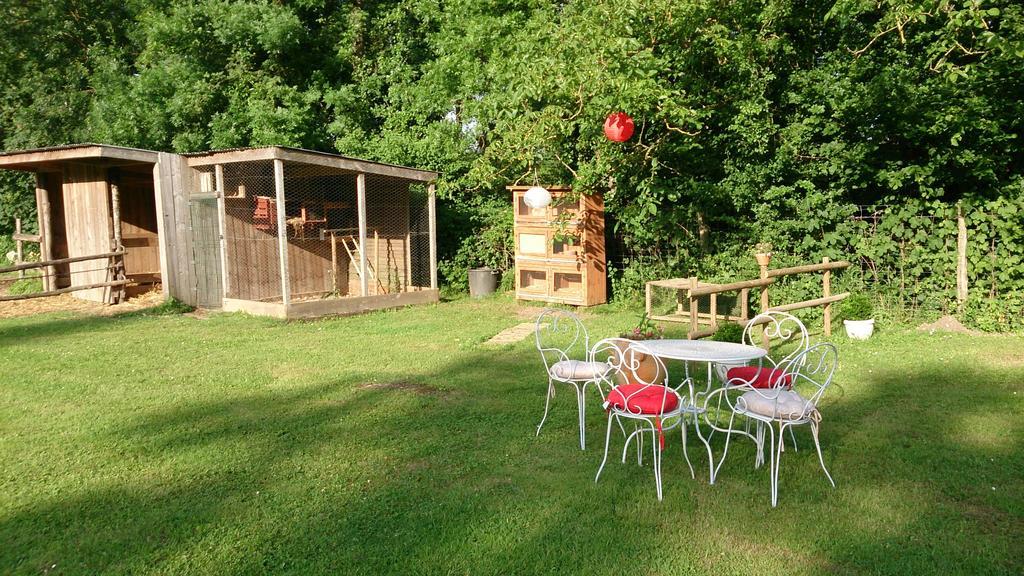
[606,384,679,415]
[726,366,792,389]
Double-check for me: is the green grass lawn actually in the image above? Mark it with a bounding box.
[1,296,1021,575]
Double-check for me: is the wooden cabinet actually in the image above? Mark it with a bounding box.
[509,185,606,306]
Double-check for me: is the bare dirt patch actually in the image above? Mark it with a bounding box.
[359,380,443,395]
[917,315,980,335]
[0,291,164,320]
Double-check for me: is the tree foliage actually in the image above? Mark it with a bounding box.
[0,0,1021,322]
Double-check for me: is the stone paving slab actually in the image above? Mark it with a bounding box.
[484,322,536,346]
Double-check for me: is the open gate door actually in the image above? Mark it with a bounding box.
[188,193,223,308]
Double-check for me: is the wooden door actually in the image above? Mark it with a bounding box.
[189,194,223,307]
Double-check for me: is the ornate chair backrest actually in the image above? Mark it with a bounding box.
[590,338,671,416]
[534,309,590,376]
[743,311,810,368]
[785,342,838,412]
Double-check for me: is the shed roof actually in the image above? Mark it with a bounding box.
[0,143,160,171]
[183,146,438,182]
[0,143,438,182]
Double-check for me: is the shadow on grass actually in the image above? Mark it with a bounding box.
[1,329,1022,574]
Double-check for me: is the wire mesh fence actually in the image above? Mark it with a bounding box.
[200,159,431,305]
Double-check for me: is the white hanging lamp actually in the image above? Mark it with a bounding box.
[523,185,552,209]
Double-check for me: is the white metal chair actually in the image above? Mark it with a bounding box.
[716,311,810,450]
[716,311,809,387]
[591,338,687,501]
[706,342,838,507]
[534,309,609,450]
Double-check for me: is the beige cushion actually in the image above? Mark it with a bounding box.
[550,360,611,381]
[737,389,813,420]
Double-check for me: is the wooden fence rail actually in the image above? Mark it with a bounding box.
[645,257,851,339]
[0,250,127,302]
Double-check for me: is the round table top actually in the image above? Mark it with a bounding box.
[639,339,767,363]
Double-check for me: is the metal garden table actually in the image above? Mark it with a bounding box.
[640,339,768,484]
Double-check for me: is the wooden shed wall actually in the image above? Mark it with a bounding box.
[61,164,112,302]
[118,172,161,284]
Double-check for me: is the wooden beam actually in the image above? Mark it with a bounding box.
[15,218,23,279]
[428,183,437,290]
[956,204,968,307]
[357,173,369,297]
[215,164,230,297]
[688,277,774,297]
[0,279,132,302]
[767,292,850,313]
[35,173,54,291]
[0,145,159,169]
[822,257,832,337]
[687,326,718,340]
[152,157,172,298]
[767,260,850,278]
[274,159,291,305]
[0,250,124,274]
[12,232,41,243]
[688,276,698,339]
[285,289,439,319]
[184,147,438,182]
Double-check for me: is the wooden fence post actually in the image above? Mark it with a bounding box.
[759,261,770,348]
[956,203,968,310]
[822,256,832,337]
[15,218,24,279]
[688,276,698,339]
[739,288,749,323]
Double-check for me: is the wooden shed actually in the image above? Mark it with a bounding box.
[0,144,439,318]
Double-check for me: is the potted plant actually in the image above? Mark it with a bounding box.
[615,313,665,385]
[753,242,773,267]
[841,293,875,340]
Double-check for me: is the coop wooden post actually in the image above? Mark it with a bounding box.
[35,174,55,291]
[357,172,369,297]
[215,164,230,297]
[330,232,339,293]
[688,276,699,339]
[822,256,832,337]
[15,218,24,279]
[956,203,968,309]
[645,281,652,317]
[759,260,770,348]
[405,231,412,291]
[274,159,291,305]
[428,183,438,290]
[374,229,380,294]
[108,171,126,304]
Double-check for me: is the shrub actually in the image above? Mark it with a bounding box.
[841,293,874,321]
[711,322,744,343]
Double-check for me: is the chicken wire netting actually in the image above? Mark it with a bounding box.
[219,160,283,302]
[195,159,431,304]
[646,280,747,322]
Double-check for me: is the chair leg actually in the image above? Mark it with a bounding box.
[575,384,586,451]
[754,421,765,469]
[595,412,615,483]
[536,378,555,437]
[788,426,799,452]
[771,421,784,507]
[811,420,836,488]
[652,427,663,501]
[713,411,737,482]
[681,415,695,479]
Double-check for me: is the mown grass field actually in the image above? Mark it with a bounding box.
[1,296,1021,575]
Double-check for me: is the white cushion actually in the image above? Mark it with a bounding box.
[550,360,611,381]
[737,389,813,420]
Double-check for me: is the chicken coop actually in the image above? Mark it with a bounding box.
[0,144,439,318]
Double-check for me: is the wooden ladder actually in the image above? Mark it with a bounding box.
[339,235,385,293]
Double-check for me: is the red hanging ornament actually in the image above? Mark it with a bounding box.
[603,112,635,142]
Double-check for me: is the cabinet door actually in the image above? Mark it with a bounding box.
[516,227,549,257]
[514,191,549,222]
[517,267,548,295]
